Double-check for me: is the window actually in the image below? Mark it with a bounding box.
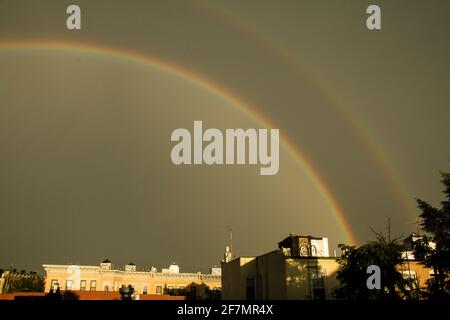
[310,268,326,300]
[143,285,148,294]
[65,280,73,290]
[50,279,59,291]
[156,285,163,295]
[80,280,86,291]
[90,280,97,291]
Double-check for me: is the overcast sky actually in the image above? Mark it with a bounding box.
[0,0,449,273]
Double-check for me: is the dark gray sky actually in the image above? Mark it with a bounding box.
[0,0,449,273]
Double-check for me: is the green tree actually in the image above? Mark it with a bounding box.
[335,230,408,300]
[413,170,450,298]
[4,269,45,293]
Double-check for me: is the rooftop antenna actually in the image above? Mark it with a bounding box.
[406,218,421,236]
[387,217,391,243]
[226,226,233,259]
[416,217,421,236]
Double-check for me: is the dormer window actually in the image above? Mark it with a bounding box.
[125,263,136,272]
[100,259,112,270]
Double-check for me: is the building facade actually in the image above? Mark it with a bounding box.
[43,260,221,300]
[222,234,339,300]
[399,233,435,298]
[222,234,434,300]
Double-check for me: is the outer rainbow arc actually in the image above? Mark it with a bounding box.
[194,0,416,219]
[0,39,358,245]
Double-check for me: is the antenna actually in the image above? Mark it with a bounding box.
[416,217,420,235]
[227,226,233,253]
[406,218,421,236]
[387,216,391,243]
[226,226,233,259]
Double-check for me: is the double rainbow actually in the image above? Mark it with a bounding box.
[0,39,358,245]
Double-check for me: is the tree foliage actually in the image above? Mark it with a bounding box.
[7,275,45,293]
[2,269,45,293]
[413,170,450,297]
[335,231,407,300]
